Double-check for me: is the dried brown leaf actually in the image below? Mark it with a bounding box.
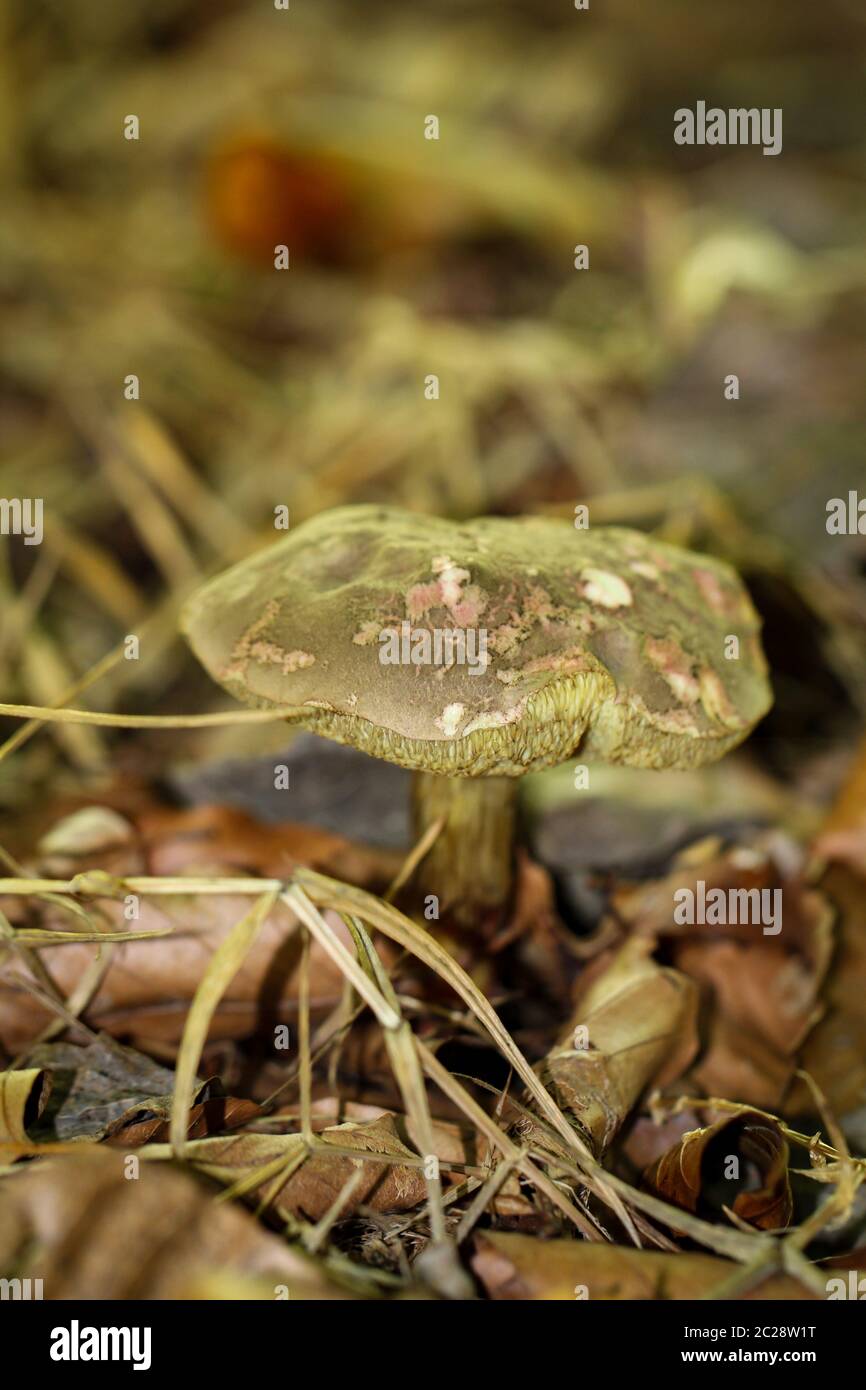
[0,1149,365,1299]
[0,1068,49,1142]
[613,843,834,1109]
[471,1230,818,1301]
[0,804,394,1049]
[537,937,699,1154]
[104,1094,262,1147]
[643,1110,793,1231]
[145,1111,469,1221]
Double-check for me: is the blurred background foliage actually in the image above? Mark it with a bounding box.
[0,0,864,810]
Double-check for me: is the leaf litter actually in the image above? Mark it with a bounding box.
[1,0,866,1304]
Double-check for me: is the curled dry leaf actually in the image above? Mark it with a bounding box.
[104,1093,262,1147]
[0,1068,50,1142]
[642,1109,793,1231]
[471,1230,819,1301]
[622,1109,705,1172]
[0,1150,364,1299]
[536,936,698,1155]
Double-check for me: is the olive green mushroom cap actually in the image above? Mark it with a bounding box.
[181,505,772,777]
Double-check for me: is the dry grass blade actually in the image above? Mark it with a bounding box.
[9,926,172,944]
[416,1037,601,1241]
[0,862,804,1259]
[303,1166,366,1255]
[202,1145,313,1224]
[455,1152,524,1244]
[46,519,146,625]
[298,927,314,1145]
[793,1069,860,1221]
[169,887,279,1157]
[562,1159,772,1265]
[0,545,57,666]
[342,914,448,1246]
[286,893,469,1293]
[282,885,400,1030]
[294,869,645,1236]
[0,645,126,765]
[295,868,590,1160]
[21,630,107,769]
[205,1141,308,1208]
[0,897,75,1031]
[0,702,306,727]
[26,941,115,1048]
[294,870,642,1234]
[119,407,256,558]
[383,816,444,903]
[101,446,200,590]
[0,874,283,895]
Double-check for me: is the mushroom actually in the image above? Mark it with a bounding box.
[181,505,772,921]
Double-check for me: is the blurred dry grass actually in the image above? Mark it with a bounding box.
[0,0,865,797]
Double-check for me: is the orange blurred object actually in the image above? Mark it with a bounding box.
[205,134,364,267]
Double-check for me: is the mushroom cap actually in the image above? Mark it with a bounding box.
[181,505,772,777]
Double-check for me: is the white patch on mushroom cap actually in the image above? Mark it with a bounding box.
[430,555,471,609]
[248,642,315,675]
[630,560,660,582]
[644,636,701,704]
[580,568,633,609]
[434,702,465,737]
[352,620,382,645]
[699,668,740,728]
[462,700,528,736]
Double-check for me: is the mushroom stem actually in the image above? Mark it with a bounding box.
[411,773,518,921]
